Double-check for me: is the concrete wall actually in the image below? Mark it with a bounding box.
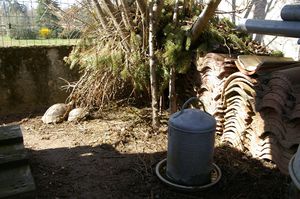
[217,0,300,60]
[0,46,79,117]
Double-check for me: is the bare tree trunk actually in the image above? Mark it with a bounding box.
[149,0,160,129]
[189,0,221,49]
[169,0,179,114]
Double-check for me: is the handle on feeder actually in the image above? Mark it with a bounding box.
[181,97,206,113]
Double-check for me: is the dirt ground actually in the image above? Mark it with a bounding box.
[6,106,291,199]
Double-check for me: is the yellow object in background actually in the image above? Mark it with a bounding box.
[39,27,51,39]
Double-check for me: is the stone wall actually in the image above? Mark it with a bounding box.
[0,46,79,117]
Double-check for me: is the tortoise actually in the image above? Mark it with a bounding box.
[42,103,71,124]
[68,107,89,122]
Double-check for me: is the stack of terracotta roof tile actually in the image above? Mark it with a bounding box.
[221,72,257,150]
[195,53,238,134]
[196,53,300,174]
[249,66,300,174]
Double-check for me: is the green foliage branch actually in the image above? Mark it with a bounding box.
[65,1,273,110]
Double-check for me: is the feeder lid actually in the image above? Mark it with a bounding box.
[169,109,216,133]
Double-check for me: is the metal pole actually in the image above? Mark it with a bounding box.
[281,4,300,21]
[237,19,300,38]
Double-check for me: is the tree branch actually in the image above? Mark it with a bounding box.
[103,0,117,14]
[100,0,130,52]
[189,0,221,49]
[91,0,109,31]
[120,0,134,31]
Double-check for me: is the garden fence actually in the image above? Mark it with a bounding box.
[0,0,80,47]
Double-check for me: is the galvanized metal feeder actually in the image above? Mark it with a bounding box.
[156,97,221,191]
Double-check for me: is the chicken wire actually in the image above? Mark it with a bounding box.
[0,0,80,47]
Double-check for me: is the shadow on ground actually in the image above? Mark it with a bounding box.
[27,143,290,199]
[0,111,44,125]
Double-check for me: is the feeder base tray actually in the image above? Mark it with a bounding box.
[155,158,222,192]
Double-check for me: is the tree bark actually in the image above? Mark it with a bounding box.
[189,0,221,49]
[149,0,160,129]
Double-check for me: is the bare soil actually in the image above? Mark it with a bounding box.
[8,106,290,198]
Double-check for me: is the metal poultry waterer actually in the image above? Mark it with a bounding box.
[156,97,222,191]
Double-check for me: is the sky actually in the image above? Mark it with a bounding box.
[59,0,78,5]
[59,0,78,8]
